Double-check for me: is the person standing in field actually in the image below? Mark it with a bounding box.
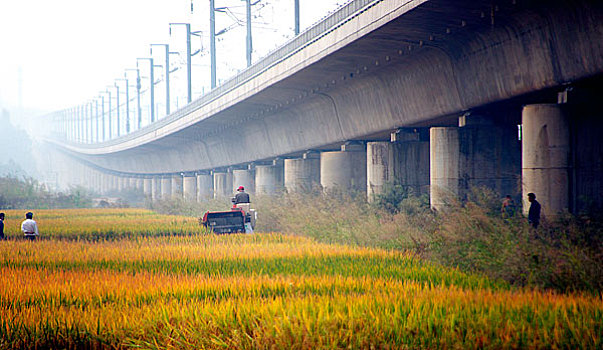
[21,212,39,241]
[0,213,5,240]
[501,195,516,218]
[527,193,541,229]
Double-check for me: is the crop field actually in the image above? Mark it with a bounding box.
[0,208,199,240]
[0,209,601,349]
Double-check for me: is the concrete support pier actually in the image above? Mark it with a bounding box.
[135,178,144,191]
[171,174,183,198]
[255,160,284,195]
[522,104,570,216]
[430,127,461,209]
[197,173,213,201]
[284,152,320,193]
[99,173,108,194]
[151,177,161,201]
[367,141,391,200]
[110,175,118,193]
[232,167,255,194]
[161,176,172,199]
[183,175,197,201]
[118,177,127,192]
[143,178,152,197]
[213,171,233,199]
[320,143,367,193]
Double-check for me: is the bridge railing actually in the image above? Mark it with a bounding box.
[64,0,379,148]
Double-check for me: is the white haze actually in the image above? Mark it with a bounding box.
[0,0,347,181]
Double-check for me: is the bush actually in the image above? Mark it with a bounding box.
[0,176,93,209]
[145,186,602,293]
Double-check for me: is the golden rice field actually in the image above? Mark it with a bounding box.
[0,209,601,349]
[0,208,200,240]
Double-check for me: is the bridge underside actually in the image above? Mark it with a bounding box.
[56,0,603,174]
[48,0,603,214]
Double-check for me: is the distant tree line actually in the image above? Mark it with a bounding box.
[0,176,92,209]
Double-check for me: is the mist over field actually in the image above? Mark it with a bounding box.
[0,108,38,178]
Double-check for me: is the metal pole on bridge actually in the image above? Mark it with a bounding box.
[106,89,112,139]
[245,0,252,67]
[169,23,193,103]
[210,0,217,89]
[89,102,94,143]
[122,75,130,133]
[135,68,142,130]
[114,83,120,137]
[295,0,300,35]
[137,58,155,123]
[100,95,105,142]
[151,44,174,116]
[125,68,141,131]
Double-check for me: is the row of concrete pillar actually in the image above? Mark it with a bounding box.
[80,103,579,217]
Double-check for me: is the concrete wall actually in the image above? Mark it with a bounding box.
[367,136,429,200]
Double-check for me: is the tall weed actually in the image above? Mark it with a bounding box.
[151,187,602,293]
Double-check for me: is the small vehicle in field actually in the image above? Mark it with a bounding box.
[200,198,256,234]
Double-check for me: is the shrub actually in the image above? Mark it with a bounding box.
[145,186,602,293]
[0,176,93,209]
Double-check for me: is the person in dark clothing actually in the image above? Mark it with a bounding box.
[0,213,5,240]
[527,193,541,229]
[501,195,516,218]
[234,186,250,204]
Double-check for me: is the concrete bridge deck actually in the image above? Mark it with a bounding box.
[47,0,603,215]
[52,0,603,174]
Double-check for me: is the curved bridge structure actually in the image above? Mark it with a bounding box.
[48,0,603,215]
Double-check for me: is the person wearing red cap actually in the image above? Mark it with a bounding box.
[234,186,250,204]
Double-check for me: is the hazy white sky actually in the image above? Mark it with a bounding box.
[0,0,346,116]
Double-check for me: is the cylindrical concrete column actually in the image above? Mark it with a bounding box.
[213,171,233,199]
[152,177,162,201]
[183,175,197,201]
[430,127,460,210]
[110,175,118,192]
[90,170,98,193]
[135,178,144,191]
[171,174,183,198]
[232,169,255,194]
[143,178,152,197]
[522,104,570,216]
[320,144,367,193]
[161,176,172,199]
[197,173,213,201]
[100,173,108,194]
[367,142,392,200]
[255,163,284,195]
[284,153,320,193]
[118,177,127,192]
